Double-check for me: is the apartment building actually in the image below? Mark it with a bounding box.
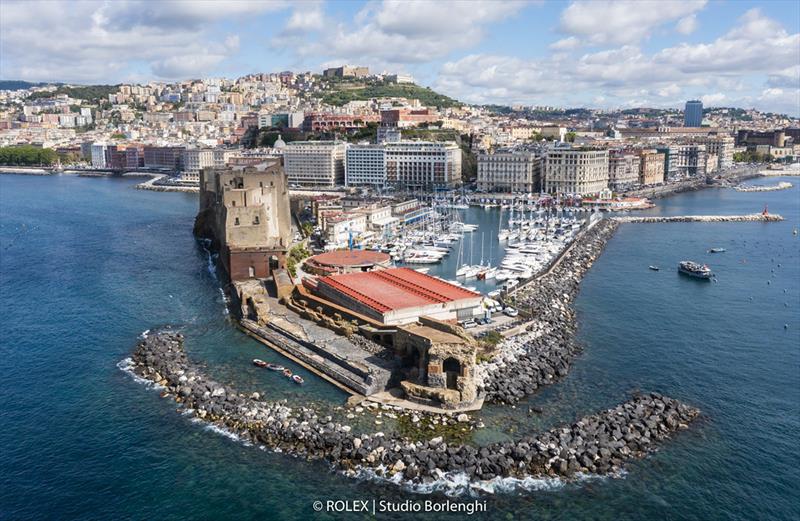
[346,144,386,187]
[697,133,734,169]
[283,141,346,187]
[384,142,461,190]
[638,149,666,186]
[476,150,541,193]
[543,147,609,196]
[183,149,213,181]
[607,150,640,191]
[143,146,184,170]
[345,141,461,190]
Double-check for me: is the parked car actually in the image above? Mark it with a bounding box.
[461,319,477,329]
[503,307,519,317]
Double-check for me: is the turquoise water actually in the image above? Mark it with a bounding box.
[1,174,798,520]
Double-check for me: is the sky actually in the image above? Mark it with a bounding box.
[1,0,798,115]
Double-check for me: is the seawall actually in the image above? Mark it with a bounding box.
[128,331,699,487]
[479,219,620,404]
[615,214,784,223]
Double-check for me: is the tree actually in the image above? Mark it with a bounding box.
[565,131,577,143]
[0,145,58,166]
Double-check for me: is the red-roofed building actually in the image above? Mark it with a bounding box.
[312,267,482,325]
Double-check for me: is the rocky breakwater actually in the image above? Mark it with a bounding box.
[128,331,699,488]
[615,214,784,223]
[480,219,620,404]
[734,182,792,192]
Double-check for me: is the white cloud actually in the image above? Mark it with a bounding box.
[656,9,800,74]
[658,84,681,97]
[433,8,799,115]
[559,0,707,45]
[279,0,529,67]
[768,66,800,89]
[283,1,326,34]
[676,14,699,35]
[549,37,582,51]
[700,93,727,106]
[0,0,288,82]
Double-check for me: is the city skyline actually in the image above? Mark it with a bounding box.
[1,0,798,116]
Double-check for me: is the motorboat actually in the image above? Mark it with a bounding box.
[678,260,713,279]
[649,265,660,271]
[708,247,726,253]
[266,363,284,371]
[253,359,268,368]
[291,374,304,385]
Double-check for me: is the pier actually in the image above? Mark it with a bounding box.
[614,214,784,223]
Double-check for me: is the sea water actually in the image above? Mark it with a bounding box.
[1,173,798,520]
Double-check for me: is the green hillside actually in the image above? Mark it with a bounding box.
[315,80,461,108]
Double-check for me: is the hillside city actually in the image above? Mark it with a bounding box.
[1,67,798,251]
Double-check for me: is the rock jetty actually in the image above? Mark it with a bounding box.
[480,219,620,404]
[734,182,792,192]
[615,214,784,223]
[129,331,699,486]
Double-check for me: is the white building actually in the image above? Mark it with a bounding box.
[91,143,107,168]
[384,141,461,190]
[477,151,541,193]
[284,141,346,187]
[697,134,734,169]
[182,148,215,182]
[543,146,609,196]
[344,141,462,190]
[346,144,386,187]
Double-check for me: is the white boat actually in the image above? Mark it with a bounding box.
[462,265,481,279]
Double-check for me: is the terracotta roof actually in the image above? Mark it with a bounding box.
[309,249,390,268]
[317,267,480,314]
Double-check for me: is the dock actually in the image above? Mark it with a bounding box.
[614,213,784,223]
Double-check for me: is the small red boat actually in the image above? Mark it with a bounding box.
[282,369,293,378]
[252,359,268,368]
[291,374,304,385]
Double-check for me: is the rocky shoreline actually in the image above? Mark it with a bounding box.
[128,330,699,488]
[480,219,620,404]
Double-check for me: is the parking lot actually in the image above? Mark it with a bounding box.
[464,312,521,337]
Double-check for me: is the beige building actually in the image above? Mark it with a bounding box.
[608,150,641,191]
[638,149,665,186]
[183,148,233,182]
[283,141,346,187]
[543,147,609,196]
[477,150,541,193]
[697,134,734,169]
[197,162,292,281]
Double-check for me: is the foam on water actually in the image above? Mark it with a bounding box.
[189,418,252,446]
[342,465,622,497]
[116,357,164,390]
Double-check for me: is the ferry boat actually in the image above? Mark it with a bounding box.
[678,261,713,279]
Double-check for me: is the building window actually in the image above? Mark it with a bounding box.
[253,216,260,225]
[234,217,240,225]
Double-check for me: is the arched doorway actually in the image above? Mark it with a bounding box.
[443,357,461,390]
